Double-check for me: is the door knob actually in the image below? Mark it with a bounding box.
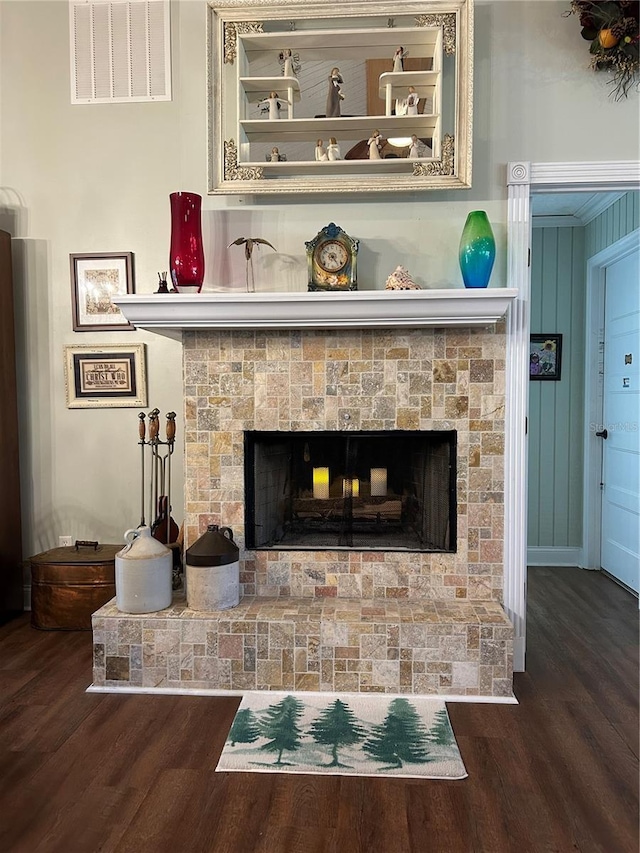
[595,429,608,439]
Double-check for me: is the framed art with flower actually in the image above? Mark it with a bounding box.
[530,334,563,381]
[70,252,135,331]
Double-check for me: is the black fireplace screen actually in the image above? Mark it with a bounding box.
[244,430,456,552]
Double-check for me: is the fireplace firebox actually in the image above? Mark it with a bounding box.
[244,430,456,552]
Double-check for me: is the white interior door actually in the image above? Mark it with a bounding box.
[600,248,640,593]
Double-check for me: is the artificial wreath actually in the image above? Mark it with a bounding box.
[565,1,640,99]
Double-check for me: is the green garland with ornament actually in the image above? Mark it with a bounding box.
[565,1,640,99]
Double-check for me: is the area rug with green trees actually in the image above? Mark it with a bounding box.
[215,692,467,780]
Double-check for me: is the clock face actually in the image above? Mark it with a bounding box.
[317,240,349,272]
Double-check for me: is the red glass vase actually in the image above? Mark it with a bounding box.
[169,191,204,293]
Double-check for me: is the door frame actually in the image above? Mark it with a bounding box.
[583,228,640,572]
[505,161,640,672]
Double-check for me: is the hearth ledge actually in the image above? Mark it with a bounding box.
[92,596,515,698]
[113,289,518,335]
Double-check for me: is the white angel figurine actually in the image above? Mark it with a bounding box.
[368,131,382,160]
[392,46,408,72]
[327,137,341,161]
[315,139,328,161]
[406,86,420,116]
[408,134,420,159]
[280,48,295,78]
[258,91,290,120]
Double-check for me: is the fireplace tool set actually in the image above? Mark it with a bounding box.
[137,408,182,584]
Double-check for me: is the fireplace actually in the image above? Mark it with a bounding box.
[244,430,457,552]
[93,298,516,698]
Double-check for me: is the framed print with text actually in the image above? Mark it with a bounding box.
[64,344,147,408]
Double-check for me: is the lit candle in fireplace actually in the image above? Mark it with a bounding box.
[370,467,387,496]
[313,467,330,499]
[342,477,360,498]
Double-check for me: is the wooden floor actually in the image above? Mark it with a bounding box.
[0,567,637,853]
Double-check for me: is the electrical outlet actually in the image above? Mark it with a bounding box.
[58,535,73,547]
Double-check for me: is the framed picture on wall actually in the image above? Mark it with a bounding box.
[70,252,135,331]
[529,334,563,381]
[64,344,147,408]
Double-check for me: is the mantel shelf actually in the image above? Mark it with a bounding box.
[113,290,519,338]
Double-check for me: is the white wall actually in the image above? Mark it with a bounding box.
[1,0,638,560]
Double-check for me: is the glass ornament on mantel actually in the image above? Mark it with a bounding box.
[169,191,205,293]
[458,210,496,289]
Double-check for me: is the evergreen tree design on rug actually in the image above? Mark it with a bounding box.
[427,707,456,747]
[228,708,261,747]
[258,695,305,766]
[309,698,367,768]
[363,698,432,770]
[217,693,468,780]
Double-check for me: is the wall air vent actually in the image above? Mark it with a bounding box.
[70,0,171,104]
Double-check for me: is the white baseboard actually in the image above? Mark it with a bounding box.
[513,636,525,672]
[86,684,518,704]
[527,546,583,567]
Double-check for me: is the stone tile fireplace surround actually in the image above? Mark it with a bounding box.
[93,292,516,699]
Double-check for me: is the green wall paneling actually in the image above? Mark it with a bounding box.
[585,191,640,258]
[528,226,585,548]
[529,192,639,551]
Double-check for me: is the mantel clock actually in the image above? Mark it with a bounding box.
[305,223,359,292]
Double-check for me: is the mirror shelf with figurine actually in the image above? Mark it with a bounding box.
[208,0,473,195]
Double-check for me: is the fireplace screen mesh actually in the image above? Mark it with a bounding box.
[245,430,456,552]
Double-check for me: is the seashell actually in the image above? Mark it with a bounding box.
[385,265,421,290]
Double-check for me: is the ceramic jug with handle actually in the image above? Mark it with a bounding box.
[185,524,240,611]
[115,525,173,614]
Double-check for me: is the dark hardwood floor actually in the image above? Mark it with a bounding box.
[0,567,637,853]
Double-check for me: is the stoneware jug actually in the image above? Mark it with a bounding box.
[186,524,240,611]
[115,525,173,614]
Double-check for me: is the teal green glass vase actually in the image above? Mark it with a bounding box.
[459,210,496,289]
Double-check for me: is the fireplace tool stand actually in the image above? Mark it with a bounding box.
[138,408,182,587]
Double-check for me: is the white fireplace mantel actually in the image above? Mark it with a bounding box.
[113,289,518,336]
